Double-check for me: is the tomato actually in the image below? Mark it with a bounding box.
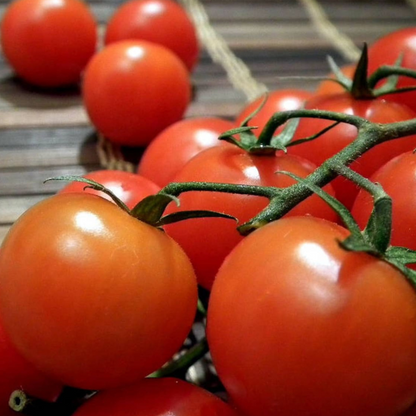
[207,216,416,416]
[72,377,240,416]
[138,117,235,187]
[235,89,313,136]
[351,151,416,262]
[287,92,416,209]
[0,0,97,88]
[82,40,191,147]
[164,146,339,290]
[58,169,160,209]
[0,193,197,390]
[0,320,62,416]
[104,0,199,72]
[368,27,416,112]
[314,64,356,96]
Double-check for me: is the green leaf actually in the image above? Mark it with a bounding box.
[130,193,179,225]
[385,246,416,266]
[270,117,301,150]
[326,55,353,90]
[350,43,373,99]
[158,210,237,227]
[362,194,392,254]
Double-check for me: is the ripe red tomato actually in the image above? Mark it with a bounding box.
[58,169,160,209]
[82,40,191,147]
[164,146,339,290]
[0,321,62,416]
[72,377,240,416]
[351,151,416,261]
[104,0,199,72]
[288,92,416,208]
[235,89,313,136]
[368,27,416,112]
[0,193,197,390]
[138,117,235,187]
[207,216,416,416]
[0,0,97,88]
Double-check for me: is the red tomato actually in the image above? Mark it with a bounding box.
[207,216,416,416]
[314,64,356,96]
[235,89,313,136]
[58,170,160,209]
[104,0,199,72]
[0,194,197,390]
[351,151,416,263]
[368,27,416,112]
[0,321,62,416]
[164,146,339,290]
[138,117,235,187]
[0,0,97,87]
[73,377,240,416]
[82,40,191,147]
[288,93,416,208]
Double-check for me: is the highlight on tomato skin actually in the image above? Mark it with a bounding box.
[0,0,97,88]
[58,169,161,209]
[137,117,235,187]
[0,193,198,390]
[72,377,241,416]
[82,40,192,147]
[207,216,416,416]
[104,0,200,72]
[163,145,340,290]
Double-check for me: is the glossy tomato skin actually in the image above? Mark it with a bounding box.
[351,151,416,262]
[0,322,63,416]
[368,27,416,112]
[1,0,97,87]
[58,170,160,209]
[82,40,191,147]
[0,194,197,390]
[104,0,199,72]
[207,216,416,416]
[73,377,240,416]
[138,117,235,187]
[288,92,416,208]
[235,89,313,136]
[164,146,339,290]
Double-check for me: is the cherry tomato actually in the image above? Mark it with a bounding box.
[72,377,240,416]
[351,151,416,264]
[288,92,416,208]
[138,117,235,187]
[104,0,199,72]
[368,27,416,112]
[58,170,160,209]
[0,320,62,416]
[0,0,97,88]
[0,193,197,390]
[207,216,416,416]
[235,89,313,136]
[82,40,191,147]
[164,146,339,290]
[314,64,356,96]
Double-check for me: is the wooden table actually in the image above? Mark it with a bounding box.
[0,0,414,243]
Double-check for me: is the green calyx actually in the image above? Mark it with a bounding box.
[45,176,237,228]
[325,43,416,100]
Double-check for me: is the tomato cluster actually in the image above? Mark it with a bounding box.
[3,4,416,416]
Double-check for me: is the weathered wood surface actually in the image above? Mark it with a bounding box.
[0,0,414,242]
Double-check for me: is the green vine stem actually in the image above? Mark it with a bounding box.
[160,109,416,235]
